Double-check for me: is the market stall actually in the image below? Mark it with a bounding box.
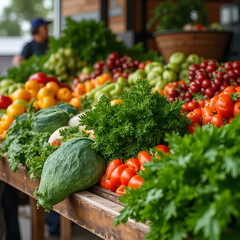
[0,157,148,240]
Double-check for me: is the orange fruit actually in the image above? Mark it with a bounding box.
[25,80,41,92]
[37,87,54,100]
[69,97,81,109]
[6,103,25,116]
[28,89,38,99]
[57,88,72,102]
[45,81,60,96]
[32,99,40,110]
[0,114,14,131]
[110,99,123,106]
[85,81,95,93]
[0,130,7,140]
[74,83,86,96]
[40,96,56,109]
[11,89,31,102]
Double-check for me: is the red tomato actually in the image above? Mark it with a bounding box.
[115,185,126,196]
[233,102,240,117]
[137,151,152,165]
[188,101,199,111]
[110,164,128,187]
[47,76,60,84]
[193,108,202,119]
[105,159,123,179]
[222,86,236,95]
[187,123,200,134]
[198,100,205,108]
[155,145,170,154]
[29,72,48,84]
[51,139,61,147]
[216,94,233,118]
[182,103,189,113]
[125,158,140,172]
[100,174,117,192]
[209,95,219,112]
[140,165,145,171]
[0,95,12,109]
[128,175,144,189]
[211,114,224,128]
[202,106,214,125]
[138,62,146,70]
[187,111,201,125]
[120,168,136,186]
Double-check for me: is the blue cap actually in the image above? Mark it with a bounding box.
[31,18,52,30]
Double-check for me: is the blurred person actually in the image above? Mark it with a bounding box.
[12,17,51,66]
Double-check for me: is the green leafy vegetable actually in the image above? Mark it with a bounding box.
[48,18,162,64]
[0,110,56,179]
[80,79,189,162]
[59,125,89,142]
[4,55,49,83]
[115,116,240,240]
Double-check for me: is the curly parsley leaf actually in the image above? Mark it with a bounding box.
[115,116,240,240]
[80,79,189,162]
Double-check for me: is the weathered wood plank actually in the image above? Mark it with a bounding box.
[0,158,148,240]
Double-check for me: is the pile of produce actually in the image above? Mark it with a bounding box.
[80,79,190,161]
[43,48,86,83]
[0,79,24,96]
[115,116,240,240]
[164,60,240,102]
[0,102,79,179]
[100,145,170,195]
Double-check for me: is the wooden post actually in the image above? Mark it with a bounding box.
[60,216,72,240]
[30,198,45,240]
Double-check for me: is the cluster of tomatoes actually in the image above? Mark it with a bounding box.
[164,60,240,103]
[0,72,81,139]
[184,86,240,133]
[100,145,170,195]
[72,72,114,96]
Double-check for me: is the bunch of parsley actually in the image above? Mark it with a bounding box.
[115,116,240,240]
[80,79,189,162]
[0,111,56,180]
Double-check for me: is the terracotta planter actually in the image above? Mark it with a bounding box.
[154,30,232,63]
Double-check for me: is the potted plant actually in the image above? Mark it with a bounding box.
[148,0,231,62]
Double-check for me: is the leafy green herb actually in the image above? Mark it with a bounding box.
[4,55,49,83]
[48,18,162,64]
[59,125,89,142]
[80,79,189,162]
[0,110,55,179]
[115,116,240,240]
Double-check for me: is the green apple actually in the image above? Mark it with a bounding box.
[162,70,177,82]
[169,52,186,65]
[181,61,190,70]
[145,62,163,74]
[153,79,168,90]
[186,54,200,64]
[81,66,93,75]
[179,70,189,82]
[147,70,162,82]
[167,63,181,73]
[148,76,163,88]
[134,69,147,79]
[117,77,128,87]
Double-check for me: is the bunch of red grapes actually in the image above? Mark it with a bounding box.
[188,60,240,99]
[92,52,140,80]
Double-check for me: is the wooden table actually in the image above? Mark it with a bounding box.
[0,158,148,240]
